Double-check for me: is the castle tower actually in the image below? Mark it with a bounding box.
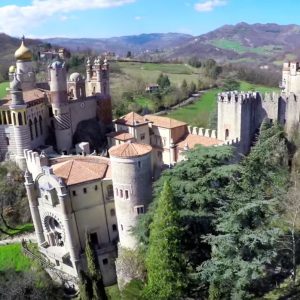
[109,142,153,249]
[48,60,72,153]
[24,169,46,246]
[85,57,101,96]
[9,76,31,169]
[14,36,36,91]
[217,91,261,154]
[109,142,152,287]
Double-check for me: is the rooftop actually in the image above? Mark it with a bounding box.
[51,156,111,186]
[109,142,152,158]
[144,114,187,129]
[114,112,148,126]
[106,131,134,141]
[176,133,222,149]
[1,88,47,106]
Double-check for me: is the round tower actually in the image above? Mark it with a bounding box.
[48,60,72,153]
[14,36,36,91]
[9,76,31,169]
[109,142,153,249]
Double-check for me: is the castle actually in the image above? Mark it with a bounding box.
[3,38,300,289]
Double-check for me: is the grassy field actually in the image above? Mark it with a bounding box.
[0,81,9,98]
[167,81,279,128]
[0,243,33,271]
[209,39,282,56]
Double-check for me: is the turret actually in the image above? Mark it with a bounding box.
[48,60,72,153]
[109,142,152,288]
[9,76,31,169]
[14,36,36,91]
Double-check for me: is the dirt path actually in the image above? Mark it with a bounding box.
[0,232,36,246]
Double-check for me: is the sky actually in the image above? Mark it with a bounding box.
[1,0,300,39]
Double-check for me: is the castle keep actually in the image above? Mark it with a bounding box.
[3,38,300,288]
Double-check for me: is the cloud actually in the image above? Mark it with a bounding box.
[194,0,227,12]
[134,16,142,20]
[0,0,135,35]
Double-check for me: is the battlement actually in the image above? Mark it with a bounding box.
[283,61,300,74]
[217,137,240,147]
[218,91,259,104]
[261,92,280,102]
[187,125,217,139]
[24,149,50,179]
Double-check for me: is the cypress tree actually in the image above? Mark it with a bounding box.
[144,181,186,300]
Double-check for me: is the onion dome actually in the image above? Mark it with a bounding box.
[69,72,84,82]
[14,37,32,61]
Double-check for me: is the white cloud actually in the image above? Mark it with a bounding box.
[0,0,135,36]
[194,0,227,12]
[134,16,142,20]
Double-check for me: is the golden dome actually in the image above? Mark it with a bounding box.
[8,65,16,73]
[14,38,32,61]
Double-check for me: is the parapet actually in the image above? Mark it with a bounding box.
[24,149,50,179]
[261,92,280,102]
[218,91,259,104]
[217,137,240,147]
[187,125,217,139]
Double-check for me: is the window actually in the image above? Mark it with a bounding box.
[115,188,118,196]
[162,137,166,146]
[138,161,141,168]
[121,224,123,231]
[2,112,7,125]
[112,224,117,231]
[95,185,98,191]
[72,190,77,196]
[45,195,48,201]
[7,111,11,124]
[34,117,38,138]
[83,188,87,194]
[107,185,113,198]
[89,232,99,246]
[39,116,43,135]
[225,129,229,140]
[110,209,115,217]
[120,189,123,198]
[102,258,108,265]
[13,113,16,125]
[125,190,129,199]
[29,119,33,140]
[140,133,145,141]
[135,205,145,215]
[5,137,9,146]
[18,112,23,126]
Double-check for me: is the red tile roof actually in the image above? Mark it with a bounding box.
[106,131,134,141]
[176,134,222,149]
[109,142,152,158]
[51,156,111,186]
[1,88,47,106]
[114,112,147,126]
[144,114,187,129]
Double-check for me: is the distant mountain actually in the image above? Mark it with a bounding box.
[167,23,300,65]
[43,33,193,56]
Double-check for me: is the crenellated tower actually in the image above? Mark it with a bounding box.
[48,60,72,153]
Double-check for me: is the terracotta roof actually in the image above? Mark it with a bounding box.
[1,88,47,106]
[106,131,134,141]
[176,134,222,149]
[109,142,152,158]
[114,112,147,126]
[144,114,187,129]
[51,156,110,186]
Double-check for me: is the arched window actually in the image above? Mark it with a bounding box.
[18,112,23,126]
[107,185,113,198]
[225,129,229,140]
[3,112,7,125]
[13,113,16,125]
[39,116,43,135]
[34,117,38,138]
[7,111,11,124]
[29,119,33,140]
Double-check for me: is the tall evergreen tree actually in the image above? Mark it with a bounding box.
[201,123,289,299]
[144,181,186,300]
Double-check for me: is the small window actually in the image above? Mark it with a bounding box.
[102,258,108,265]
[110,209,115,217]
[138,161,141,168]
[83,188,87,194]
[140,133,145,140]
[121,224,123,231]
[115,188,119,196]
[135,206,144,215]
[125,190,129,199]
[89,232,99,246]
[5,137,9,146]
[45,195,48,201]
[72,190,77,196]
[163,137,166,146]
[225,129,229,140]
[95,185,98,191]
[112,224,117,231]
[107,185,113,198]
[120,189,123,198]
